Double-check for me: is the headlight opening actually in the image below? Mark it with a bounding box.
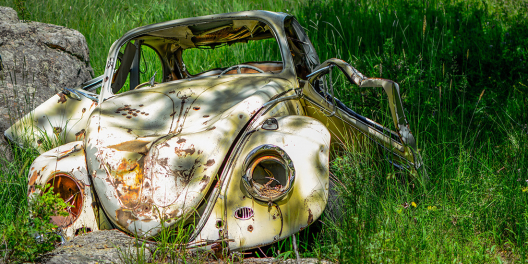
[45,173,84,227]
[242,145,295,202]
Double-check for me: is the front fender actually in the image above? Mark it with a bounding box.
[28,141,112,240]
[191,114,331,251]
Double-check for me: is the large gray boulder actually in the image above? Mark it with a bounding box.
[0,6,94,162]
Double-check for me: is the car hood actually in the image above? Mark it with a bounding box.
[84,75,294,234]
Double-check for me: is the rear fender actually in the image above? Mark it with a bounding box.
[4,90,98,152]
[28,141,112,240]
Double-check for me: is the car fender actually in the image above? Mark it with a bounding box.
[27,141,112,240]
[190,112,331,251]
[4,90,98,152]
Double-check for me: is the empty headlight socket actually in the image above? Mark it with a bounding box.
[241,144,295,202]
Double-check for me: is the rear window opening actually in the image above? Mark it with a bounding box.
[110,19,283,93]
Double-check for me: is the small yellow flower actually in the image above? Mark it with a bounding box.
[522,187,528,193]
[427,206,437,211]
[411,202,417,208]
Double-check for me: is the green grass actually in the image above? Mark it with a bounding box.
[1,0,528,262]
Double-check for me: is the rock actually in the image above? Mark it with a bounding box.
[0,6,93,161]
[0,6,18,22]
[41,230,334,264]
[41,229,152,264]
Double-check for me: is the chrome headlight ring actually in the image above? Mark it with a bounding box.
[241,144,295,202]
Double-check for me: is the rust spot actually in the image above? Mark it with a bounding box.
[239,114,244,119]
[136,110,140,113]
[307,209,314,225]
[141,112,145,114]
[122,113,127,116]
[126,129,132,134]
[145,113,149,116]
[206,126,216,131]
[108,140,150,154]
[203,115,210,118]
[133,113,138,116]
[57,92,67,104]
[175,145,196,157]
[169,90,176,94]
[28,185,36,195]
[133,203,152,217]
[205,159,215,167]
[28,170,40,186]
[139,104,144,107]
[177,138,186,144]
[53,127,63,134]
[104,76,109,82]
[37,139,43,145]
[82,108,86,113]
[193,106,200,110]
[116,208,138,228]
[247,225,253,232]
[75,129,86,140]
[199,176,210,186]
[126,116,132,119]
[90,101,98,109]
[112,157,145,209]
[211,243,222,259]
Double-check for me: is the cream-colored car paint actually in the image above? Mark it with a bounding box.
[5,91,97,152]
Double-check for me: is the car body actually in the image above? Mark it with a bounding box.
[4,11,425,251]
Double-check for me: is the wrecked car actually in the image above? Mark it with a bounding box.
[4,11,425,251]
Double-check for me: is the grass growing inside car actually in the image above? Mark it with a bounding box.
[1,0,528,262]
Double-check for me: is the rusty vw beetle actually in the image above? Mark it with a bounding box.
[5,11,425,251]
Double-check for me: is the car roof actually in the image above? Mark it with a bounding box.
[120,10,290,41]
